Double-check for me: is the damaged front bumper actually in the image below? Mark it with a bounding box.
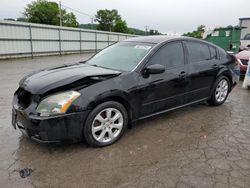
[12,105,89,144]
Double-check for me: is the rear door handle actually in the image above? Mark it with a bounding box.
[179,71,186,78]
[211,64,218,69]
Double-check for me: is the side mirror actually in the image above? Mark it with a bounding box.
[144,64,165,75]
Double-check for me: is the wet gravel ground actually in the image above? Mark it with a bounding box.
[0,54,250,188]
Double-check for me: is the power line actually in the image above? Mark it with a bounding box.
[60,4,95,19]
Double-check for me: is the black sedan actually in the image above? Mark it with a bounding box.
[12,36,239,147]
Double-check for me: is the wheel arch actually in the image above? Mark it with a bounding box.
[86,92,134,128]
[216,69,233,92]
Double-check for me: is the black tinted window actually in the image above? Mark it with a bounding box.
[209,46,217,59]
[149,42,184,68]
[186,42,210,63]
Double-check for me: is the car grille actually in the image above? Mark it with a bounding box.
[240,59,249,65]
[16,88,32,109]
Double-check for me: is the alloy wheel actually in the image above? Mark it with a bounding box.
[91,108,124,143]
[215,79,229,103]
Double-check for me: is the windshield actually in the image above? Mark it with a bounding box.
[87,42,154,71]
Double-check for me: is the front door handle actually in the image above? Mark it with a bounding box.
[179,71,186,78]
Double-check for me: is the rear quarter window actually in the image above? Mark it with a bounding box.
[218,48,227,60]
[209,46,218,60]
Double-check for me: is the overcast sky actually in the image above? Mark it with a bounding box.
[1,0,249,34]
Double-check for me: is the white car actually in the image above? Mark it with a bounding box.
[240,33,250,50]
[239,18,250,50]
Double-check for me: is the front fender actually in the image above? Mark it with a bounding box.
[68,72,140,120]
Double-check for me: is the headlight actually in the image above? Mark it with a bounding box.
[36,91,81,117]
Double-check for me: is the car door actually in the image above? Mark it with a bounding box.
[137,41,189,117]
[184,41,220,103]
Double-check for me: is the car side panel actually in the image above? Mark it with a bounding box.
[185,59,220,102]
[136,66,188,117]
[183,41,221,102]
[70,72,142,121]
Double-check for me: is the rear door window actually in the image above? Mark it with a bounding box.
[186,42,210,63]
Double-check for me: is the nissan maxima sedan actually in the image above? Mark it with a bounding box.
[12,36,239,147]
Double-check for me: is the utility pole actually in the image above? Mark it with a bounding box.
[59,1,62,27]
[91,17,94,29]
[145,26,149,35]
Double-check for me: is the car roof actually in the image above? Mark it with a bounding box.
[125,35,189,44]
[125,35,223,50]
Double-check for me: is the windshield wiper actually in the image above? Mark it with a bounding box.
[79,61,86,64]
[88,63,122,72]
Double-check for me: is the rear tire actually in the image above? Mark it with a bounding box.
[83,101,128,147]
[208,76,230,106]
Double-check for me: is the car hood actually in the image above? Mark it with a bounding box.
[19,63,121,94]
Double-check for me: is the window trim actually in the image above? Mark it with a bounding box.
[142,40,186,71]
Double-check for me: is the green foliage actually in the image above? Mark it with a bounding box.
[94,9,162,35]
[148,29,161,35]
[61,11,79,27]
[79,24,98,30]
[130,28,146,35]
[4,18,16,21]
[17,17,28,22]
[95,9,131,34]
[113,19,130,33]
[80,24,148,35]
[95,9,120,31]
[23,0,78,27]
[182,25,205,39]
[24,0,59,25]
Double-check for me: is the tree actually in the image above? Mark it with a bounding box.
[148,29,161,35]
[95,9,130,33]
[23,0,78,27]
[61,11,79,27]
[182,25,205,39]
[17,17,28,22]
[113,19,130,33]
[4,18,15,21]
[79,24,98,30]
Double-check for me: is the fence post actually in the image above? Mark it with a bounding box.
[117,34,120,41]
[107,33,110,46]
[58,27,62,55]
[29,25,33,58]
[95,32,97,53]
[79,30,82,54]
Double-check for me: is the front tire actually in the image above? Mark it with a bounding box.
[208,76,230,106]
[83,101,128,147]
